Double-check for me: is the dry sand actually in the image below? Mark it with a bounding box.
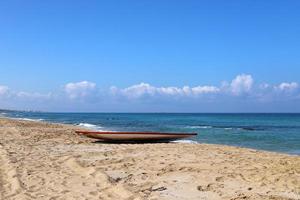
[0,118,299,200]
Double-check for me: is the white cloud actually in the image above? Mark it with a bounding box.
[1,74,300,112]
[0,86,52,100]
[230,74,253,95]
[0,85,9,97]
[113,82,220,99]
[16,91,52,99]
[64,81,96,99]
[191,86,220,94]
[259,83,270,90]
[275,82,298,92]
[157,86,183,96]
[122,83,156,98]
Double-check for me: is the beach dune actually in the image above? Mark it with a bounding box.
[0,118,299,200]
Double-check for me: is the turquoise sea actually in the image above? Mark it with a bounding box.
[1,110,300,155]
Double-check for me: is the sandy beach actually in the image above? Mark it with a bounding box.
[0,118,299,200]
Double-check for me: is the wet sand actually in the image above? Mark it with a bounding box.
[0,118,299,200]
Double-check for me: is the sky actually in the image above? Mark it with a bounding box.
[0,0,300,112]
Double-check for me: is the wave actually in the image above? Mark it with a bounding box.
[77,123,102,130]
[4,117,45,122]
[172,139,198,144]
[0,114,44,122]
[186,125,212,129]
[185,124,265,131]
[221,126,264,131]
[19,118,44,122]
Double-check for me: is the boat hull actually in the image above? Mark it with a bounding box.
[75,131,197,142]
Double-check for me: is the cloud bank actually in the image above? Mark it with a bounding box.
[1,74,299,112]
[110,83,220,99]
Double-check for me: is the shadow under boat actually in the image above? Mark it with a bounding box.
[92,139,181,144]
[75,130,197,144]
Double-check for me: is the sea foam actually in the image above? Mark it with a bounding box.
[15,117,44,122]
[77,123,102,130]
[172,139,198,144]
[186,125,212,129]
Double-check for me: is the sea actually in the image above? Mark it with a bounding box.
[1,110,299,155]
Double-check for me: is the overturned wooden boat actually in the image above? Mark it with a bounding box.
[75,130,197,142]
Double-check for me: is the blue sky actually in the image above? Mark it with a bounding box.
[0,0,300,112]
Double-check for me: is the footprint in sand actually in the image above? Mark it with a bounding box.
[0,144,25,199]
[63,157,141,200]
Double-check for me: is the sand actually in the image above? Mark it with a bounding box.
[0,118,299,200]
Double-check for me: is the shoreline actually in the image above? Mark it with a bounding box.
[0,117,299,199]
[1,115,299,156]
